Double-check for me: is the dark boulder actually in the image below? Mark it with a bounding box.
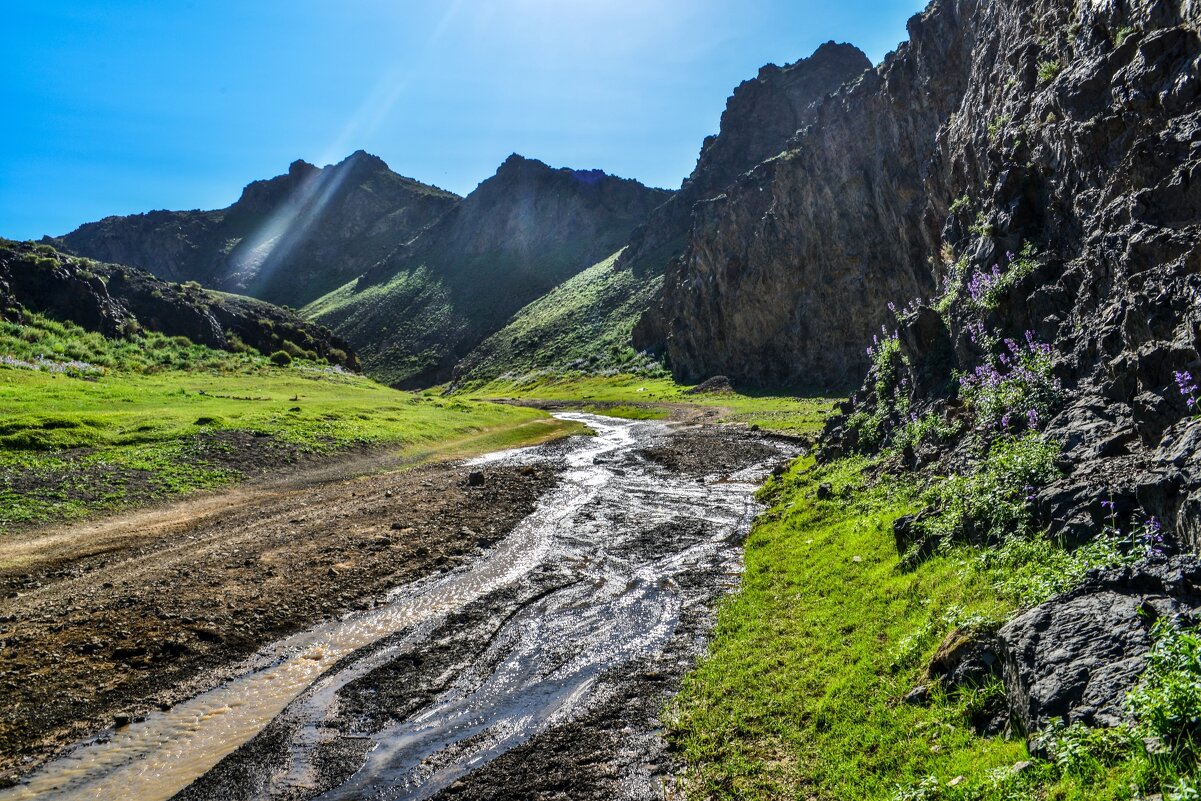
[997,556,1201,734]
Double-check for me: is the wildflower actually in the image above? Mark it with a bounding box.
[1027,408,1039,428]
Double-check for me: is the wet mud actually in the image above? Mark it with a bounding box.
[0,416,795,800]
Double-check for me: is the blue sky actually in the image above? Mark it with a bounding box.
[1,0,927,240]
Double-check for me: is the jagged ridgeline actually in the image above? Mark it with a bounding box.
[49,151,460,309]
[0,240,357,367]
[303,156,671,387]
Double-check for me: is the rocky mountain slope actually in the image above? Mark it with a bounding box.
[49,151,458,308]
[0,240,357,367]
[305,155,670,387]
[754,0,1201,753]
[447,42,870,382]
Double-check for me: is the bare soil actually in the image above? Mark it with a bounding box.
[0,447,559,786]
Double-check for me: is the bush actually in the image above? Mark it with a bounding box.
[959,329,1063,433]
[1128,620,1201,750]
[170,335,192,348]
[269,350,292,367]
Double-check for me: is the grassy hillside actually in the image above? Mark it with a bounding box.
[454,249,666,380]
[305,155,672,387]
[0,311,579,531]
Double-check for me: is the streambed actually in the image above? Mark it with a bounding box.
[2,414,795,800]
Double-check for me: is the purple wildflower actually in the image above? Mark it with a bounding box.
[1027,408,1039,429]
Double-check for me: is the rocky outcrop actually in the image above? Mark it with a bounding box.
[627,42,871,353]
[800,0,1201,740]
[656,5,981,389]
[50,151,459,308]
[309,155,672,386]
[998,557,1201,734]
[0,241,358,368]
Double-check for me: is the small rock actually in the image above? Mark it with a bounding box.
[816,482,833,499]
[852,555,863,563]
[390,522,404,531]
[113,714,131,728]
[467,471,485,487]
[948,776,965,787]
[903,685,931,706]
[384,490,393,498]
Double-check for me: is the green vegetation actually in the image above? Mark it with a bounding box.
[670,447,1200,799]
[302,265,461,386]
[0,311,581,531]
[667,457,1029,799]
[455,249,668,380]
[1037,60,1063,83]
[456,373,836,433]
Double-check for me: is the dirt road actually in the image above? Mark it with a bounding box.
[0,414,796,799]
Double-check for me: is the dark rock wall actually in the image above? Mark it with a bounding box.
[627,43,871,353]
[658,1,982,389]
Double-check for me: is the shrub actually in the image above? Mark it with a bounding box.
[170,335,192,348]
[1037,59,1063,83]
[959,330,1063,433]
[1128,620,1201,750]
[917,431,1060,546]
[269,350,292,367]
[966,243,1039,309]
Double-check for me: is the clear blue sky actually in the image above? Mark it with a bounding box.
[1,0,926,240]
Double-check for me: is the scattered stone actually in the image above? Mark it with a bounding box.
[467,471,486,487]
[816,482,833,499]
[903,685,931,706]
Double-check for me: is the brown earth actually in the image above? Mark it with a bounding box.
[0,447,564,786]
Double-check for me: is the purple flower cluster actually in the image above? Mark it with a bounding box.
[1175,370,1198,411]
[968,264,1003,304]
[960,331,1062,431]
[0,354,103,375]
[1141,516,1166,557]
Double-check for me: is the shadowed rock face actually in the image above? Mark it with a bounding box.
[49,151,460,308]
[625,42,872,351]
[657,5,979,389]
[309,155,672,387]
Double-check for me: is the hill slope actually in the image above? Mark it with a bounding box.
[305,155,671,387]
[0,240,356,367]
[453,249,666,381]
[49,151,459,308]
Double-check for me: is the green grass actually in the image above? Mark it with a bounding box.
[456,373,837,434]
[667,457,1030,800]
[455,249,667,380]
[668,449,1201,800]
[0,312,582,531]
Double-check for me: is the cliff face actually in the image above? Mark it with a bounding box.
[769,0,1201,733]
[50,152,459,308]
[0,241,358,368]
[657,6,983,389]
[305,155,672,387]
[625,43,871,351]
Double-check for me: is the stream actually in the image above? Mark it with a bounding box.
[2,414,793,800]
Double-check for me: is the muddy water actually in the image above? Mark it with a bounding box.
[2,415,788,800]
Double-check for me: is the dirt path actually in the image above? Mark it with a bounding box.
[0,415,798,799]
[0,442,561,786]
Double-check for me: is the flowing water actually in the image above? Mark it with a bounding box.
[2,414,789,800]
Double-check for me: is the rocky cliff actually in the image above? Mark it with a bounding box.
[49,151,459,308]
[626,42,871,351]
[306,155,671,386]
[0,240,358,368]
[761,0,1201,741]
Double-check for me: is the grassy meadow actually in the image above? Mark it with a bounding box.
[0,312,581,531]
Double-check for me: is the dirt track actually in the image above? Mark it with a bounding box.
[0,415,798,799]
[0,448,558,786]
